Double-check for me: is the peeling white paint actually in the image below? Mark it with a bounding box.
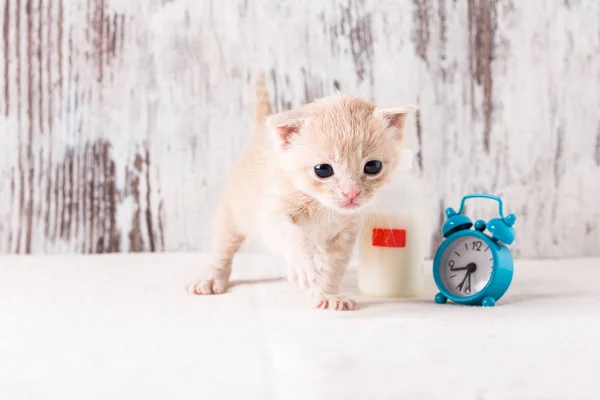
[0,0,598,258]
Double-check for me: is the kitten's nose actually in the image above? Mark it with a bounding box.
[342,190,361,202]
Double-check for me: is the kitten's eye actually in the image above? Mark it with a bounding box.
[314,164,334,178]
[364,160,382,175]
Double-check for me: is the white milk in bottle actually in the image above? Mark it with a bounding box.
[358,149,426,298]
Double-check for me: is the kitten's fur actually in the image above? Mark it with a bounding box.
[188,73,410,310]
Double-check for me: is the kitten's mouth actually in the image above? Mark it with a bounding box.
[339,201,361,210]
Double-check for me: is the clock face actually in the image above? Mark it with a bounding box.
[439,235,495,297]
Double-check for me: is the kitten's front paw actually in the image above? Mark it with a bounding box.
[315,295,357,311]
[287,263,319,290]
[187,278,228,295]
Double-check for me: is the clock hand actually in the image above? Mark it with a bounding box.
[453,262,477,272]
[465,273,472,294]
[456,271,470,292]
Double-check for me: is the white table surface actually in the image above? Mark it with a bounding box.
[1,254,599,400]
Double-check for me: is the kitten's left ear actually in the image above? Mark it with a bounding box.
[374,105,418,141]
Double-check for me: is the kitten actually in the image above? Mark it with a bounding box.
[188,73,411,311]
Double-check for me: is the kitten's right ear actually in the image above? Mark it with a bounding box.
[374,104,418,141]
[266,111,304,151]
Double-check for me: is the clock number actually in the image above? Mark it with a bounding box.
[448,260,455,268]
[472,240,483,251]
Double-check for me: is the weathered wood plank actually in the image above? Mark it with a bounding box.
[0,0,598,258]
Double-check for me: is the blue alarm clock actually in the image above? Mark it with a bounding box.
[433,194,517,307]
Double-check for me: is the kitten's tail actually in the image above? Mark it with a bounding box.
[254,71,272,127]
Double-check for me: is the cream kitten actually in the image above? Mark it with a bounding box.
[188,73,410,311]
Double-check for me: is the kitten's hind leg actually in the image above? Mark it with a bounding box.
[188,209,245,295]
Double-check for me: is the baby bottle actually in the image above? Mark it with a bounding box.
[357,148,426,298]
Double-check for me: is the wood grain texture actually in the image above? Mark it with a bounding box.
[0,0,599,258]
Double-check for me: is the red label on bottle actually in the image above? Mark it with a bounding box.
[372,228,406,248]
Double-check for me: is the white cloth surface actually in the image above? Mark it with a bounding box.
[1,254,599,400]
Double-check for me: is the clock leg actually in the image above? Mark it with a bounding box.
[482,296,496,307]
[435,293,447,304]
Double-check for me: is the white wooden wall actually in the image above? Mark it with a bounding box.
[0,0,598,258]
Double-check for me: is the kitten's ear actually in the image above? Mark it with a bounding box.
[266,110,304,151]
[374,105,418,141]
